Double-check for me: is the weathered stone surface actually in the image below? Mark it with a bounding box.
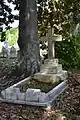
[54,70,68,80]
[41,64,62,74]
[10,46,17,58]
[44,58,58,64]
[26,88,41,102]
[47,80,68,100]
[17,92,25,101]
[5,88,20,100]
[34,70,67,82]
[26,88,41,93]
[44,59,58,65]
[34,73,60,83]
[5,90,16,100]
[38,92,49,103]
[0,78,68,107]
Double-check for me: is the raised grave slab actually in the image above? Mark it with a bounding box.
[0,76,68,107]
[34,70,67,82]
[0,56,68,107]
[41,64,62,74]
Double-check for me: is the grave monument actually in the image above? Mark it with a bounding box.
[10,46,17,58]
[34,28,67,81]
[2,40,9,57]
[0,28,68,106]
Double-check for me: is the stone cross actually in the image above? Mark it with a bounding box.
[40,28,62,59]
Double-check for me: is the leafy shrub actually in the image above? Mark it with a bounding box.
[55,35,80,70]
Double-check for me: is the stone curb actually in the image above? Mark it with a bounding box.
[0,79,68,107]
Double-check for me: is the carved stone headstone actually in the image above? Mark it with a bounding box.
[2,40,9,57]
[10,47,17,58]
[2,46,8,57]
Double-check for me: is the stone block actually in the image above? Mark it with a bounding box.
[40,64,62,74]
[34,73,60,83]
[17,92,25,101]
[5,88,20,100]
[26,88,41,102]
[47,80,68,100]
[55,70,68,80]
[5,91,16,100]
[38,92,49,103]
[26,88,40,95]
[10,94,17,100]
[44,59,58,65]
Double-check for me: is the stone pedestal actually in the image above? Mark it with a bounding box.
[34,58,67,82]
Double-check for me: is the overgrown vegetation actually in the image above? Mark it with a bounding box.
[6,28,18,46]
[18,78,62,93]
[0,28,18,46]
[56,35,80,70]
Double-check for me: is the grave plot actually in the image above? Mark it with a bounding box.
[0,58,68,107]
[0,28,68,107]
[0,76,68,107]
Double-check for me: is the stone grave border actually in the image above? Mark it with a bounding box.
[0,76,68,107]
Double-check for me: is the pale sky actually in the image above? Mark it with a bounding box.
[5,0,19,28]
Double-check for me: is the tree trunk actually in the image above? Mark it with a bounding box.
[18,0,40,76]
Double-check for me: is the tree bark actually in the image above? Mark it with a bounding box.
[18,0,40,76]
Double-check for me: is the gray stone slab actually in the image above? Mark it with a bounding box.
[44,59,58,65]
[0,79,68,107]
[5,90,17,100]
[38,92,50,103]
[17,92,25,101]
[26,88,41,102]
[40,64,62,74]
[34,70,67,82]
[34,73,59,83]
[5,88,20,100]
[46,80,68,100]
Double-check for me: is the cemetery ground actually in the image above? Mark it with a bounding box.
[0,59,80,120]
